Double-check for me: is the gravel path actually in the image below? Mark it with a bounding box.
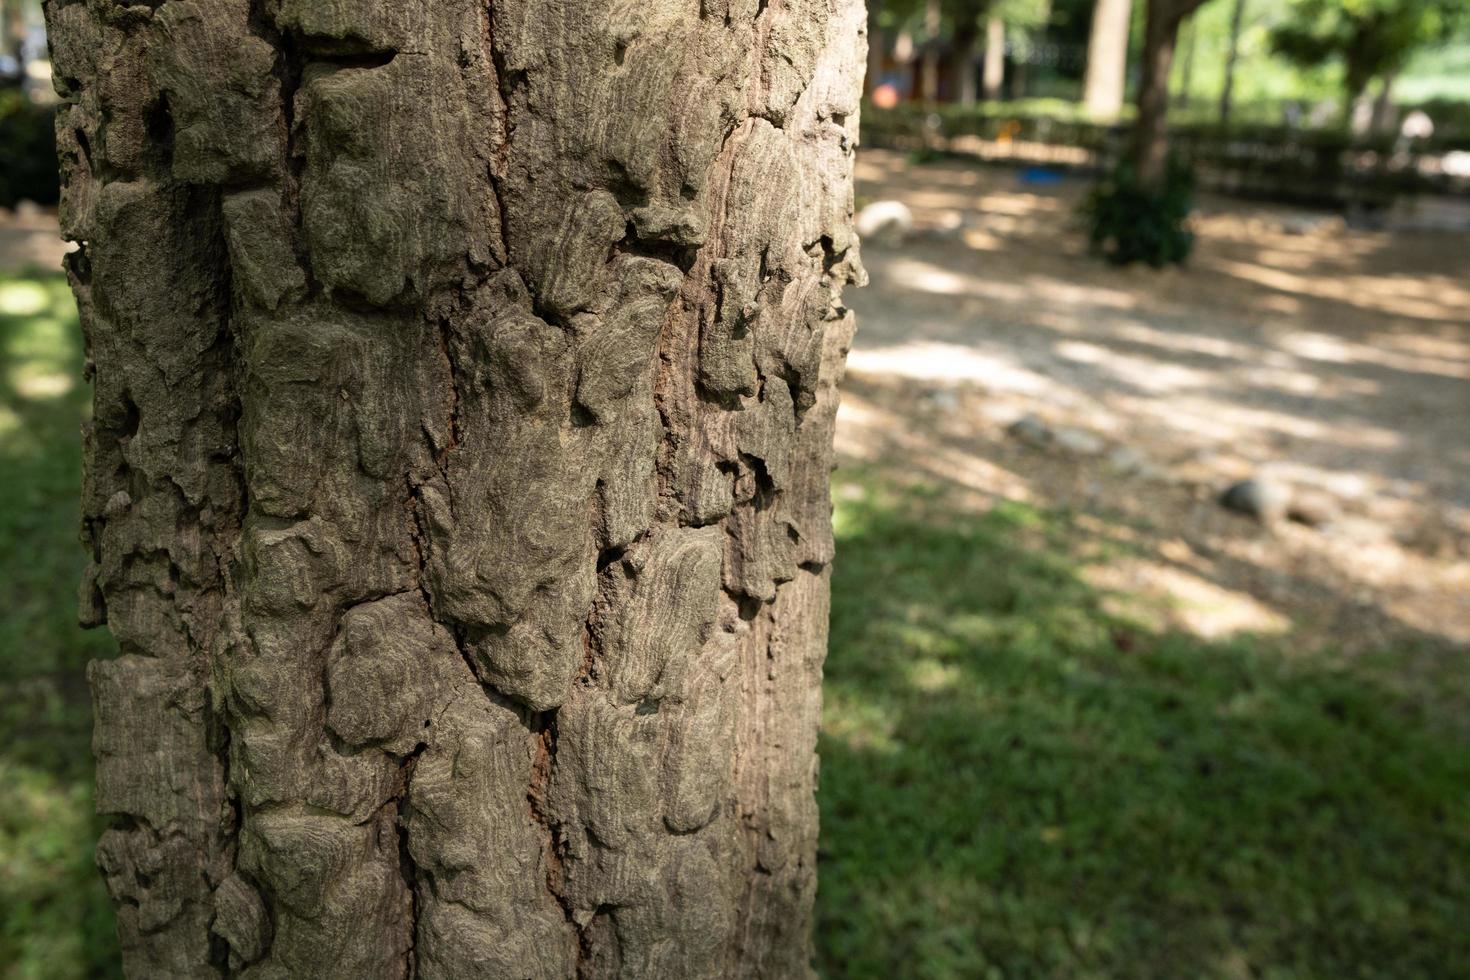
[0,207,73,273]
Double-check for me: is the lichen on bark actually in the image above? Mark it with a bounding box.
[50,0,867,976]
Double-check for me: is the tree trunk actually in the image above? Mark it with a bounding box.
[4,0,23,64]
[954,18,979,106]
[1174,16,1196,109]
[983,18,1006,101]
[921,0,941,101]
[1370,72,1398,136]
[46,1,866,977]
[1131,0,1200,186]
[1218,0,1246,124]
[1083,0,1133,120]
[868,0,887,96]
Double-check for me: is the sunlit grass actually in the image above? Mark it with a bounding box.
[816,472,1470,979]
[0,281,51,317]
[0,272,121,980]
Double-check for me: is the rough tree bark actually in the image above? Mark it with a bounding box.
[46,0,866,977]
[1082,0,1132,120]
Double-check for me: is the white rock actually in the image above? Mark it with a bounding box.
[924,389,960,412]
[1281,215,1333,236]
[1106,446,1165,480]
[1220,478,1290,523]
[1052,426,1105,456]
[1286,488,1341,528]
[1007,414,1052,448]
[1107,446,1145,472]
[855,200,914,245]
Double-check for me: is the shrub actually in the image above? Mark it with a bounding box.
[1082,156,1196,267]
[0,90,59,210]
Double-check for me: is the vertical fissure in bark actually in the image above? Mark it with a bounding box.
[393,746,427,980]
[527,708,579,928]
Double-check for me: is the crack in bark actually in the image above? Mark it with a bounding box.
[393,746,427,980]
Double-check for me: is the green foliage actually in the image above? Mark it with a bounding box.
[817,474,1470,979]
[1397,41,1470,102]
[1083,157,1196,266]
[0,91,59,209]
[0,272,123,979]
[1271,0,1468,100]
[907,143,950,164]
[1169,0,1348,110]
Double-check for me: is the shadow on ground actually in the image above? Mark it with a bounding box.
[815,473,1470,980]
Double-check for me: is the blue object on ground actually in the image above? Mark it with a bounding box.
[1018,167,1065,186]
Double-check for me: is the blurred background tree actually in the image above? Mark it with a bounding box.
[1272,0,1469,133]
[1083,0,1132,118]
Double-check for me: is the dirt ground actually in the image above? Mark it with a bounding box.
[0,206,74,273]
[842,149,1470,652]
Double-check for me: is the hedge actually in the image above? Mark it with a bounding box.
[0,89,59,210]
[861,102,1470,207]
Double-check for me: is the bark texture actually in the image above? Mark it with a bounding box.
[47,0,866,976]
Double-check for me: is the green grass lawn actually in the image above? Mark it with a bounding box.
[816,480,1470,979]
[2,272,1468,979]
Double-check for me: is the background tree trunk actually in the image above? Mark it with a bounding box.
[1218,0,1247,124]
[954,17,980,105]
[983,17,1006,101]
[1174,15,1196,109]
[1131,0,1207,185]
[1083,0,1133,120]
[1370,72,1398,135]
[46,0,866,976]
[868,0,887,96]
[922,0,942,101]
[3,0,24,63]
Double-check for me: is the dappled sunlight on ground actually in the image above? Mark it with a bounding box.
[1083,556,1294,640]
[818,471,1470,977]
[843,149,1470,651]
